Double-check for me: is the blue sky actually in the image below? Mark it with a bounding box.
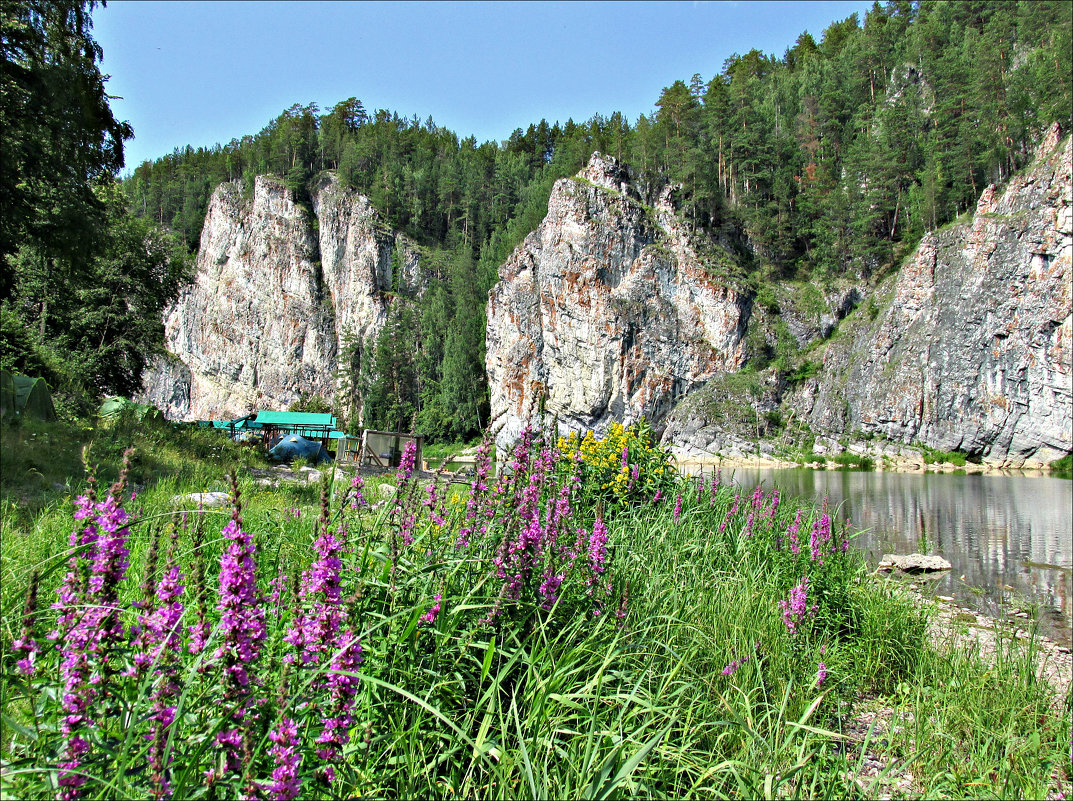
[93,1,876,172]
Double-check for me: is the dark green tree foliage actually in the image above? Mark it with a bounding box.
[0,0,132,296]
[361,301,420,434]
[2,0,189,416]
[4,186,189,406]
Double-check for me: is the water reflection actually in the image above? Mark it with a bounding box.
[682,466,1072,646]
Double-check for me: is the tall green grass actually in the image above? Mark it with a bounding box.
[1,427,1068,799]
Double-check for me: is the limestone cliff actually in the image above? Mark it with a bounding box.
[139,174,418,421]
[144,130,1070,467]
[789,129,1071,466]
[663,128,1071,467]
[486,153,749,450]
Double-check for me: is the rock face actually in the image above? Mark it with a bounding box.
[486,153,749,450]
[789,130,1072,466]
[140,174,418,421]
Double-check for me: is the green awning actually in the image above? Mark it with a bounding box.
[253,411,337,428]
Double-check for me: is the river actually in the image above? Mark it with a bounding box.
[684,465,1072,647]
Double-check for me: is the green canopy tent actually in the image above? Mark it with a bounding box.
[7,373,58,422]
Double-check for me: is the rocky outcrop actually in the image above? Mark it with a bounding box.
[139,352,193,421]
[788,129,1072,466]
[486,153,749,450]
[139,174,418,421]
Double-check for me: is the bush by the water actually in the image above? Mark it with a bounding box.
[1,425,1069,799]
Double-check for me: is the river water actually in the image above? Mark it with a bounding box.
[682,465,1072,646]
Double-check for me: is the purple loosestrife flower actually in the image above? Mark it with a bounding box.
[391,441,421,551]
[215,485,266,779]
[652,489,662,503]
[541,461,578,556]
[284,522,347,666]
[399,439,417,478]
[539,569,565,610]
[146,529,185,800]
[721,655,750,676]
[787,508,803,556]
[265,717,303,800]
[809,511,833,564]
[743,512,756,538]
[709,470,721,505]
[147,563,185,659]
[55,474,135,801]
[424,483,447,528]
[53,491,98,634]
[816,662,828,687]
[767,489,781,520]
[269,565,287,609]
[216,515,265,688]
[12,570,40,676]
[778,577,818,635]
[87,493,131,645]
[720,494,740,534]
[315,632,363,777]
[420,594,442,625]
[588,515,609,578]
[673,493,682,523]
[349,474,368,509]
[751,485,765,509]
[493,451,550,602]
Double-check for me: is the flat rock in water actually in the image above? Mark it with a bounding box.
[878,553,952,573]
[172,491,231,509]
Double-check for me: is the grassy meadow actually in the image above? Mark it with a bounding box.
[0,419,1069,799]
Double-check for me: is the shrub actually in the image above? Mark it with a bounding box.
[557,419,674,512]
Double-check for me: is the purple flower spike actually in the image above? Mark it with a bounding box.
[787,509,803,556]
[539,570,565,610]
[349,474,367,509]
[588,516,608,577]
[420,594,442,625]
[265,717,303,800]
[315,632,363,777]
[767,489,780,520]
[778,577,818,635]
[721,655,750,676]
[12,571,40,677]
[751,485,764,509]
[816,662,828,687]
[54,478,135,800]
[214,486,265,784]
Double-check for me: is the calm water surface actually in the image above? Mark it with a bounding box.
[684,466,1072,646]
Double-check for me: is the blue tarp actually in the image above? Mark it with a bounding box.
[268,434,332,464]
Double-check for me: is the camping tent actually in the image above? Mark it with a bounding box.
[0,371,15,419]
[268,434,332,465]
[3,372,58,421]
[99,396,164,423]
